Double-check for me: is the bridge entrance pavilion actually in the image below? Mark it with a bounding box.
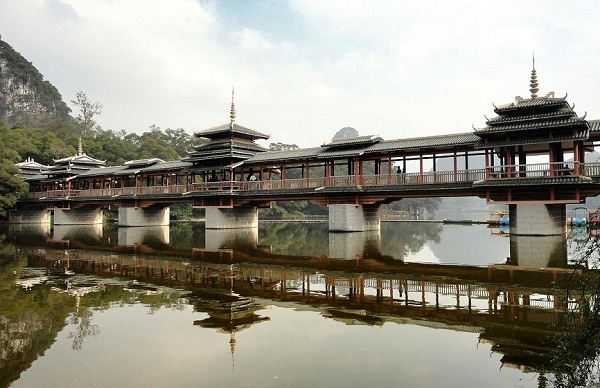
[473,64,596,235]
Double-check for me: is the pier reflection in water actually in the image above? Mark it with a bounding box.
[117,225,169,246]
[1,221,574,387]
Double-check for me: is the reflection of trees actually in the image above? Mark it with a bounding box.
[0,235,75,386]
[258,223,329,257]
[68,305,99,350]
[380,222,442,259]
[168,223,206,250]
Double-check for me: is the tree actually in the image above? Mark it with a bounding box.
[269,142,299,151]
[0,125,28,218]
[384,198,442,217]
[71,91,102,136]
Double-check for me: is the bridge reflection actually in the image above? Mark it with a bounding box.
[16,223,582,373]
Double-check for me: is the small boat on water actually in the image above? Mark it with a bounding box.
[569,207,588,226]
[487,211,509,225]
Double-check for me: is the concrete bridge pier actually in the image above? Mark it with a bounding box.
[8,207,51,224]
[118,206,170,227]
[205,207,258,229]
[54,207,103,225]
[328,204,381,232]
[509,204,566,236]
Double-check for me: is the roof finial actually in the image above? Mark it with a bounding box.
[230,86,236,129]
[529,52,539,98]
[77,136,83,156]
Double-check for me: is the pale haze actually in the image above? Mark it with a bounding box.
[1,0,598,148]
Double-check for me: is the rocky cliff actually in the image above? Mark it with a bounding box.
[0,38,70,125]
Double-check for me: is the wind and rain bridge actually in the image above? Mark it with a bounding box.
[11,66,600,236]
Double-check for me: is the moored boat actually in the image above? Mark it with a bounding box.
[487,210,509,225]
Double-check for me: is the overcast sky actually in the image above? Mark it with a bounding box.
[1,0,599,148]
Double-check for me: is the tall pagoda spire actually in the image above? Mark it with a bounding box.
[529,54,539,98]
[229,86,236,129]
[77,136,83,156]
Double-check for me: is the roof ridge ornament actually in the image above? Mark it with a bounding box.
[230,86,236,129]
[530,53,539,98]
[77,136,83,156]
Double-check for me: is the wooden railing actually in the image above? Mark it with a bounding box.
[25,163,600,199]
[485,161,586,179]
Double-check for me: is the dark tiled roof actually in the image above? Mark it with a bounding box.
[493,96,567,113]
[190,139,267,153]
[485,109,575,124]
[53,153,106,167]
[589,120,600,132]
[137,160,190,173]
[474,131,589,149]
[480,117,589,134]
[246,147,323,163]
[183,138,268,166]
[321,135,382,148]
[367,133,480,153]
[247,133,481,163]
[317,149,366,159]
[195,122,270,140]
[123,158,165,168]
[487,109,577,125]
[78,165,129,177]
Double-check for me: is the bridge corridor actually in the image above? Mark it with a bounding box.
[11,66,600,234]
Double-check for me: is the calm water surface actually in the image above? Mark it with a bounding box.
[0,221,569,387]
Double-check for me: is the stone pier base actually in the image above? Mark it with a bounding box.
[509,204,566,236]
[328,204,381,232]
[54,208,103,225]
[205,207,258,229]
[8,208,51,224]
[118,207,170,227]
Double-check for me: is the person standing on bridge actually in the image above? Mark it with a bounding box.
[247,169,257,181]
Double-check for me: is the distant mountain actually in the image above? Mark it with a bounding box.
[332,127,359,139]
[0,37,71,125]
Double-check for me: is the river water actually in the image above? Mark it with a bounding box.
[0,221,576,387]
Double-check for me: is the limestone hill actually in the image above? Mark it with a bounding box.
[0,37,71,125]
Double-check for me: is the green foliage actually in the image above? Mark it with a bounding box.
[269,142,299,151]
[259,201,327,219]
[258,223,329,256]
[0,125,29,218]
[71,91,102,136]
[169,203,201,220]
[122,125,195,160]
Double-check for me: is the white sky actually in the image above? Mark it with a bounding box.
[1,0,599,148]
